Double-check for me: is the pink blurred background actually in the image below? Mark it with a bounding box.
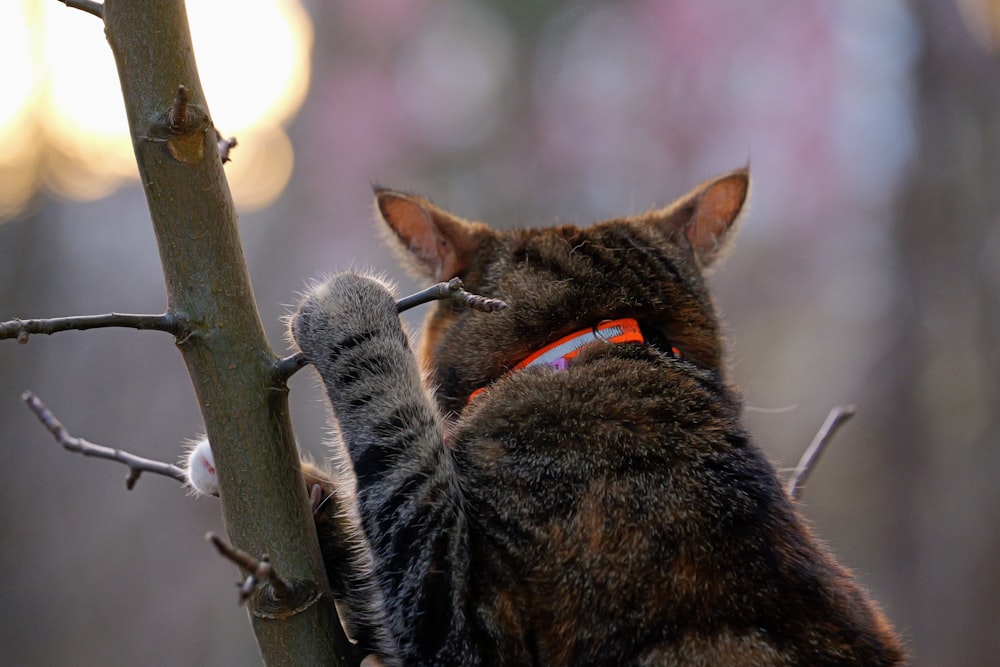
[1,1,997,664]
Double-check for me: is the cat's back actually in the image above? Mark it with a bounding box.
[449,344,902,666]
[449,342,754,662]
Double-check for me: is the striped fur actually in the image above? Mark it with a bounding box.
[290,169,904,665]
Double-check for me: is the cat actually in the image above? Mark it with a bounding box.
[284,167,904,666]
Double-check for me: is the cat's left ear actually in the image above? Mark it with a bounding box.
[373,188,490,283]
[648,168,750,269]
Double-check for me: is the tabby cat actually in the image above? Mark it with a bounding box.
[289,168,904,666]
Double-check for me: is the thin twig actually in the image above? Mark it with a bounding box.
[0,312,181,343]
[395,277,508,314]
[22,392,186,490]
[207,532,295,605]
[786,405,857,501]
[58,0,104,19]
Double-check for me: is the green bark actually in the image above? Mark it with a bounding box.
[100,1,350,663]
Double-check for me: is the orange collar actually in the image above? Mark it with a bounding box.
[469,318,650,402]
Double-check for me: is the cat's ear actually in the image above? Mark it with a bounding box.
[647,168,750,269]
[374,188,488,283]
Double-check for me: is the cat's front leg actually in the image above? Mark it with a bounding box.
[290,273,479,666]
[289,273,427,491]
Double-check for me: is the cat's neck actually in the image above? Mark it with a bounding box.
[469,318,682,402]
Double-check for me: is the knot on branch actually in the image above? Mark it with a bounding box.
[207,533,323,619]
[147,85,214,165]
[168,84,191,133]
[252,578,324,620]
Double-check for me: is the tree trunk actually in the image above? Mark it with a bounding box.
[100,1,349,663]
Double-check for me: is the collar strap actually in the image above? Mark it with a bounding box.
[470,318,676,402]
[515,317,644,371]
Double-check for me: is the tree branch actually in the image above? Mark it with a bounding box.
[0,312,182,343]
[58,0,104,19]
[22,391,186,490]
[786,405,857,501]
[207,532,296,605]
[395,277,508,314]
[101,1,348,662]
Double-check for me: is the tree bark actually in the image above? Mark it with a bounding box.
[99,1,350,663]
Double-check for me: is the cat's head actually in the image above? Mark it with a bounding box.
[375,168,749,418]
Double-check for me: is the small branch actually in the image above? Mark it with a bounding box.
[1,312,181,343]
[207,532,295,605]
[786,405,857,501]
[395,277,508,314]
[218,135,238,163]
[22,392,186,490]
[58,0,104,19]
[273,352,309,383]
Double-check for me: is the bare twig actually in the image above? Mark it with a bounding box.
[207,532,296,605]
[22,392,186,490]
[58,0,104,19]
[786,405,857,501]
[0,312,182,343]
[395,277,508,314]
[218,135,238,163]
[273,352,309,383]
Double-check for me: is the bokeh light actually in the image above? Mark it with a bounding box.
[0,0,313,220]
[13,3,1000,667]
[0,2,43,219]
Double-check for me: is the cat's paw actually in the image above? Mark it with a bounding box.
[290,272,400,358]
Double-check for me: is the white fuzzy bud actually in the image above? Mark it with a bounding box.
[184,437,219,497]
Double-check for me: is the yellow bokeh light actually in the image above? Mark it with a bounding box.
[224,127,295,211]
[189,0,313,132]
[0,0,313,219]
[39,2,137,185]
[0,3,38,134]
[40,3,131,138]
[0,2,42,217]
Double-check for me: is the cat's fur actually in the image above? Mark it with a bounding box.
[291,168,905,666]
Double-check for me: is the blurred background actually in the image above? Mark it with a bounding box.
[0,0,996,664]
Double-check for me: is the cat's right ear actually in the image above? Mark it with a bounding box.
[374,188,488,283]
[647,168,750,270]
